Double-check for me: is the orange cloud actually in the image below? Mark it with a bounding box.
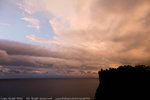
[10,0,150,77]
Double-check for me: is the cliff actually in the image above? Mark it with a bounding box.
[95,65,150,100]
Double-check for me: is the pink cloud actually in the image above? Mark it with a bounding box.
[26,34,63,45]
[16,2,33,14]
[21,17,40,30]
[17,0,150,71]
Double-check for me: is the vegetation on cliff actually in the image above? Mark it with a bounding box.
[95,65,150,100]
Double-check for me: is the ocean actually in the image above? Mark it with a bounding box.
[0,78,99,100]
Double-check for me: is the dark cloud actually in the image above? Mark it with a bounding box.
[0,40,97,77]
[0,39,58,57]
[0,39,87,60]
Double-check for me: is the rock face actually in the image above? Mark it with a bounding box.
[95,65,150,100]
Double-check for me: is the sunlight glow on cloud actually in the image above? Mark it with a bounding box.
[18,0,150,66]
[21,17,40,30]
[26,34,63,45]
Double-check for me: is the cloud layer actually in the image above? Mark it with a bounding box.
[18,0,150,65]
[1,0,150,78]
[0,39,98,78]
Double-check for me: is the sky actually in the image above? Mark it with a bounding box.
[0,0,150,78]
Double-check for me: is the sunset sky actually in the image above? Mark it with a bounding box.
[0,0,150,78]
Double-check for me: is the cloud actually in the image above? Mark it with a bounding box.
[18,0,150,65]
[21,17,40,30]
[0,39,57,58]
[26,34,62,45]
[17,2,33,14]
[0,39,87,61]
[0,39,99,78]
[1,0,150,78]
[0,50,9,62]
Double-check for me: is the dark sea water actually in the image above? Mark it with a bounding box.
[0,78,99,100]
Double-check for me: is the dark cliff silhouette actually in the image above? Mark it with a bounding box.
[95,65,150,100]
